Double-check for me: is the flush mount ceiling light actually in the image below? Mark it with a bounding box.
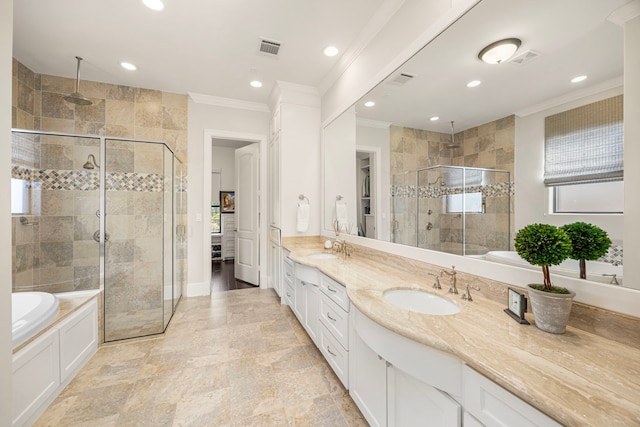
[364,101,375,107]
[324,46,339,57]
[142,0,164,11]
[571,75,588,83]
[250,80,263,88]
[430,116,439,121]
[120,62,137,71]
[467,80,481,88]
[478,38,521,64]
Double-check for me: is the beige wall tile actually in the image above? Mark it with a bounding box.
[105,124,134,138]
[75,98,105,123]
[106,84,135,102]
[162,91,188,109]
[106,99,135,125]
[40,117,76,133]
[40,74,75,94]
[135,102,163,128]
[41,91,75,120]
[134,126,163,141]
[162,106,187,131]
[16,108,34,129]
[80,80,106,99]
[135,88,162,104]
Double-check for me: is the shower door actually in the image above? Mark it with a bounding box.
[104,139,167,341]
[391,171,417,246]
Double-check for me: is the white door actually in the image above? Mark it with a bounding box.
[235,143,260,285]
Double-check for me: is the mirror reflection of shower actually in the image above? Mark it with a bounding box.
[428,176,446,186]
[82,154,99,170]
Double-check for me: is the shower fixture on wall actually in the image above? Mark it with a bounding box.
[82,154,99,169]
[428,176,446,186]
[64,56,93,106]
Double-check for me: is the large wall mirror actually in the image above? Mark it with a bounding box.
[324,0,631,288]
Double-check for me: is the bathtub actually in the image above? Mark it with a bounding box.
[12,292,60,347]
[484,251,623,285]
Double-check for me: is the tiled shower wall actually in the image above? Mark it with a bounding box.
[11,58,188,301]
[390,116,515,251]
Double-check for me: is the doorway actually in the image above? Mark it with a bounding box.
[203,129,268,295]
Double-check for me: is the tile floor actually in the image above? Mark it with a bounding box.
[35,288,367,426]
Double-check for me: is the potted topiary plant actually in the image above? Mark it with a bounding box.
[560,222,611,280]
[514,223,574,334]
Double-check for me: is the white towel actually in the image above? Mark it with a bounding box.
[296,203,309,232]
[335,199,348,230]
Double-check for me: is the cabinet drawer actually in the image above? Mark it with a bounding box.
[319,274,350,312]
[284,281,295,307]
[319,323,349,388]
[283,257,294,282]
[463,365,561,427]
[319,292,348,350]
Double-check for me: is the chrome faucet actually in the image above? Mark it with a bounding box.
[602,273,620,286]
[440,265,458,294]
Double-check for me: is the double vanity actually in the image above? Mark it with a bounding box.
[281,236,640,427]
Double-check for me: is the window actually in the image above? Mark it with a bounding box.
[544,95,623,213]
[446,192,483,213]
[211,203,221,233]
[11,178,28,214]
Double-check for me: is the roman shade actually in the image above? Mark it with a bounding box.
[544,95,623,186]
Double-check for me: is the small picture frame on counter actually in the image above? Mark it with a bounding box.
[505,287,529,325]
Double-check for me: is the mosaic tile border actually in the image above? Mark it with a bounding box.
[12,165,167,192]
[598,244,623,266]
[393,181,514,199]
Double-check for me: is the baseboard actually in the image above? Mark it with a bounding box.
[186,281,210,297]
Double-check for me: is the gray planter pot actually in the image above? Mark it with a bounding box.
[527,284,575,334]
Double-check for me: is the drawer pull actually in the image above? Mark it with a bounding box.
[286,292,291,297]
[327,312,337,322]
[326,346,337,357]
[327,285,337,293]
[286,272,292,277]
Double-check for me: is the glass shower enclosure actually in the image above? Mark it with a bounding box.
[11,129,185,342]
[392,165,510,256]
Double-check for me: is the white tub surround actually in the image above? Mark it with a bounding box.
[12,292,59,348]
[282,237,640,427]
[12,291,99,427]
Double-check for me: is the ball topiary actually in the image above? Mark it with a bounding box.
[560,222,611,280]
[514,223,572,292]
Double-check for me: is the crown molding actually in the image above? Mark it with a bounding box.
[514,77,623,118]
[356,118,392,129]
[608,0,640,26]
[188,93,270,113]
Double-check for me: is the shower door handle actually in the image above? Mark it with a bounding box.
[93,230,110,243]
[426,222,434,231]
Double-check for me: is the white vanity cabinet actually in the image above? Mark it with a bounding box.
[350,306,461,427]
[462,365,562,427]
[318,274,350,387]
[292,263,321,345]
[282,255,294,306]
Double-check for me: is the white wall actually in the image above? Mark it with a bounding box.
[1,0,13,422]
[514,86,624,241]
[212,146,237,192]
[187,100,270,295]
[321,0,478,124]
[356,122,391,241]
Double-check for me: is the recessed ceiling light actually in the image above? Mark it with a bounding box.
[324,46,339,57]
[467,80,481,88]
[478,38,521,64]
[571,75,587,83]
[142,0,164,11]
[430,116,439,121]
[120,62,137,71]
[250,80,263,88]
[364,101,375,107]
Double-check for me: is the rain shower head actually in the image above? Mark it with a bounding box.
[64,56,93,106]
[82,154,99,169]
[445,120,460,148]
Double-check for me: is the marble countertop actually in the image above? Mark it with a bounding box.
[282,237,640,427]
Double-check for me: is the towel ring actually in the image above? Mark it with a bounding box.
[336,195,343,200]
[298,194,310,204]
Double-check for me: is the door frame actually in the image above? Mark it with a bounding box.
[203,129,268,292]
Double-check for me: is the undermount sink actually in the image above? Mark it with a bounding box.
[307,253,339,260]
[383,289,461,315]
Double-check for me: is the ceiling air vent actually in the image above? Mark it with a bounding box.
[390,73,415,85]
[258,38,281,57]
[508,50,541,65]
